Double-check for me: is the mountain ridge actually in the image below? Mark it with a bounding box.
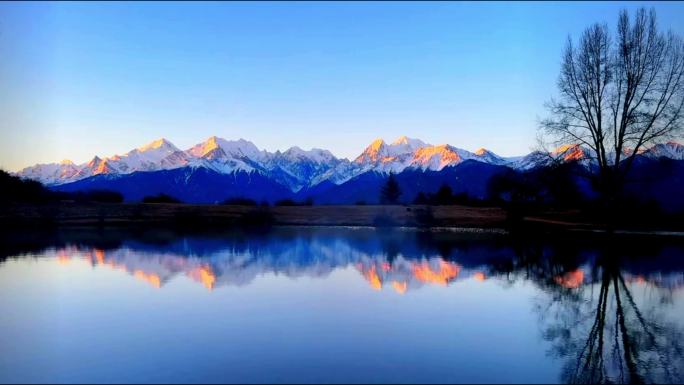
[14,136,684,192]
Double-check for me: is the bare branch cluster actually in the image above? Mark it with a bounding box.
[542,8,684,186]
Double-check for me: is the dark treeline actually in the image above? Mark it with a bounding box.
[486,163,590,208]
[413,185,489,207]
[274,198,313,207]
[374,162,590,209]
[0,170,124,204]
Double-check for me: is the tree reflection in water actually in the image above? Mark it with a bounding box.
[492,244,684,384]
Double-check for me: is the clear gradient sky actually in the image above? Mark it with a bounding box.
[1,1,684,171]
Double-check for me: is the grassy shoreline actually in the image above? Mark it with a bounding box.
[0,203,505,227]
[1,202,683,235]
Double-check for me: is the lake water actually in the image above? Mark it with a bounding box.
[1,227,683,384]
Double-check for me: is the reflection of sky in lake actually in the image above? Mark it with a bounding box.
[0,227,682,383]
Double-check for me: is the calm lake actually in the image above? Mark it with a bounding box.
[0,227,683,384]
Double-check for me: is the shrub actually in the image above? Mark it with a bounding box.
[275,198,313,206]
[142,194,182,204]
[77,190,124,203]
[222,197,257,206]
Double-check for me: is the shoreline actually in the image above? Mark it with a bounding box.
[2,202,683,237]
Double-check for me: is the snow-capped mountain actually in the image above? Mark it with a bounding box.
[262,147,345,191]
[13,136,684,192]
[15,160,83,185]
[643,142,684,160]
[473,148,508,165]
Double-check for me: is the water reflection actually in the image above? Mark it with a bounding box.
[490,244,684,383]
[1,227,683,383]
[14,232,486,293]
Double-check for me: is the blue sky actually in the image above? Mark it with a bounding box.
[1,1,684,171]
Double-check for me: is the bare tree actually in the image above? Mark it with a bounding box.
[542,8,684,200]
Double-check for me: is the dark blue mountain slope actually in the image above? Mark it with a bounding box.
[53,167,292,204]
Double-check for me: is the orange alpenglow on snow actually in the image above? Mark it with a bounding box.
[355,138,386,163]
[191,136,221,157]
[554,269,584,289]
[473,272,486,281]
[412,145,461,167]
[137,138,170,152]
[554,144,586,162]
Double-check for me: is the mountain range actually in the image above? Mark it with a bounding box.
[13,136,684,207]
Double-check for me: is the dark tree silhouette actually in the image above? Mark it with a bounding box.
[0,170,53,203]
[542,8,684,203]
[435,184,454,205]
[142,194,182,204]
[413,192,429,205]
[380,173,402,204]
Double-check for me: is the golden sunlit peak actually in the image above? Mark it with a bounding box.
[412,145,461,164]
[474,148,488,156]
[60,159,74,165]
[369,138,385,150]
[552,144,585,161]
[204,136,222,148]
[137,138,173,152]
[392,135,410,145]
[554,143,578,153]
[87,156,102,167]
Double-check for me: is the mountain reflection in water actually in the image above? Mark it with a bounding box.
[0,227,683,384]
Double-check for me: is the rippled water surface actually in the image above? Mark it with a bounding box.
[0,227,683,383]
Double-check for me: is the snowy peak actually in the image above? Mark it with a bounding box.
[354,138,388,164]
[87,156,102,169]
[644,141,684,160]
[187,136,222,158]
[187,136,262,160]
[14,162,83,185]
[127,138,186,165]
[552,144,588,162]
[282,146,336,164]
[391,135,426,149]
[473,148,507,165]
[136,138,178,153]
[411,145,466,170]
[354,137,429,165]
[474,148,488,156]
